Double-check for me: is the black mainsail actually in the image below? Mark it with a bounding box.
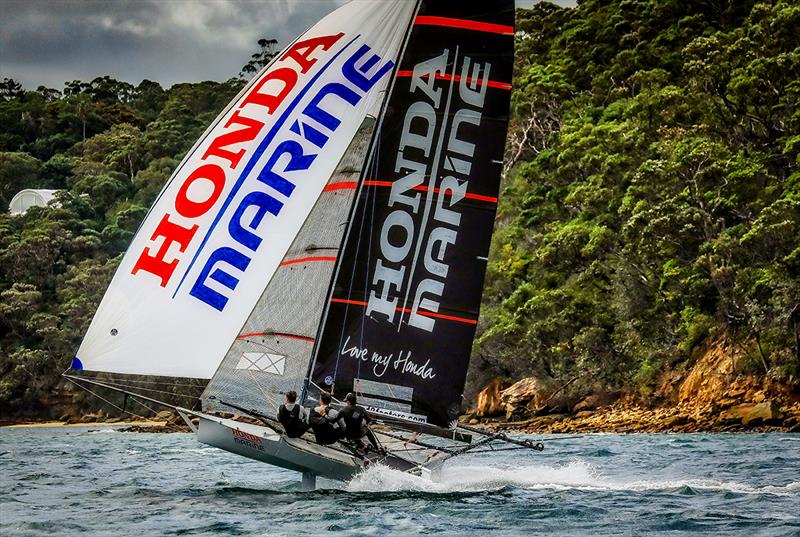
[310,1,515,427]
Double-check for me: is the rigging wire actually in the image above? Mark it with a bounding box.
[245,369,279,412]
[82,379,200,400]
[125,392,162,417]
[78,376,205,389]
[63,376,150,421]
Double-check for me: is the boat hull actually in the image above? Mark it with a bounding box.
[179,408,422,482]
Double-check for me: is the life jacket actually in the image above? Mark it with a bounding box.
[278,404,306,438]
[339,405,368,439]
[310,406,340,445]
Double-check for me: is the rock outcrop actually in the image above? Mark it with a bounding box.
[474,378,510,417]
[470,337,800,434]
[500,377,544,419]
[719,401,781,426]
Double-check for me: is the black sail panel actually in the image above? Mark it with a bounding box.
[311,0,514,427]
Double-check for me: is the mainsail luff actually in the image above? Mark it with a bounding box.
[310,0,515,427]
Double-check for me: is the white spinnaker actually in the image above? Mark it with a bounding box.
[75,0,415,379]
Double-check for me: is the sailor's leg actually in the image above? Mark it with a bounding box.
[365,428,381,451]
[301,471,316,491]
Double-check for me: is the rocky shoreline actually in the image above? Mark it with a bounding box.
[470,400,800,435]
[4,340,798,435]
[464,340,800,435]
[0,410,191,432]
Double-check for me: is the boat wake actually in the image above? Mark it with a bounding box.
[346,460,800,497]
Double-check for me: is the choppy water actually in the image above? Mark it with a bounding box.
[1,428,798,536]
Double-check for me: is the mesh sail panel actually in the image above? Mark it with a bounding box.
[201,119,375,417]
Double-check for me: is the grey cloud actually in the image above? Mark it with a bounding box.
[0,0,572,90]
[1,0,346,88]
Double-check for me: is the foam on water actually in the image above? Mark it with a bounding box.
[347,459,800,497]
[348,459,600,493]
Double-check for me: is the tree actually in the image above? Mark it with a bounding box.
[240,38,278,79]
[0,152,42,210]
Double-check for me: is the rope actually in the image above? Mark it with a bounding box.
[89,379,199,400]
[64,376,149,421]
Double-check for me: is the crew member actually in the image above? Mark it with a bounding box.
[338,392,381,452]
[277,390,308,438]
[309,391,344,445]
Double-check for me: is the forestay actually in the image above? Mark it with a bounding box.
[71,0,416,381]
[310,0,515,427]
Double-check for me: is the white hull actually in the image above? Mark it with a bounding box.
[178,408,437,483]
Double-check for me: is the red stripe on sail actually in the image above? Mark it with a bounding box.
[363,180,394,188]
[329,298,477,325]
[323,181,358,191]
[395,70,511,91]
[326,181,497,203]
[237,332,315,342]
[279,256,337,266]
[414,16,514,35]
[413,310,478,325]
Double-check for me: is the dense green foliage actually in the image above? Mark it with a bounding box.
[1,1,798,416]
[0,74,245,414]
[475,0,800,393]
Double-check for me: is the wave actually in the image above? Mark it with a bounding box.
[346,460,800,497]
[347,459,599,493]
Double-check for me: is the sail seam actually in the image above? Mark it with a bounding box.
[237,332,315,342]
[413,16,514,35]
[395,70,511,91]
[329,298,477,325]
[279,256,337,266]
[324,180,497,203]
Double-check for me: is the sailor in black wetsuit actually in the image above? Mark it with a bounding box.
[277,390,308,438]
[338,392,381,453]
[309,391,344,445]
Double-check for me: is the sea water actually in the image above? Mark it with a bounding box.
[1,428,798,536]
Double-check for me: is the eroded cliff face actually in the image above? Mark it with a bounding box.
[467,338,800,433]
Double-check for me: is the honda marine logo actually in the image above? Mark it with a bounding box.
[367,50,490,332]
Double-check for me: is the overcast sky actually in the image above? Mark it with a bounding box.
[1,0,576,90]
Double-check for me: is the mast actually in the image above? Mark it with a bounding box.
[301,0,424,406]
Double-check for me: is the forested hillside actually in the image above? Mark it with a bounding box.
[475,0,800,396]
[0,76,246,414]
[0,1,798,418]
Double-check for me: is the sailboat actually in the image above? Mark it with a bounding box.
[64,0,543,489]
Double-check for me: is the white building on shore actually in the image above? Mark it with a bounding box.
[8,189,60,215]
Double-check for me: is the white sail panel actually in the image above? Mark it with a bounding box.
[75,0,416,379]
